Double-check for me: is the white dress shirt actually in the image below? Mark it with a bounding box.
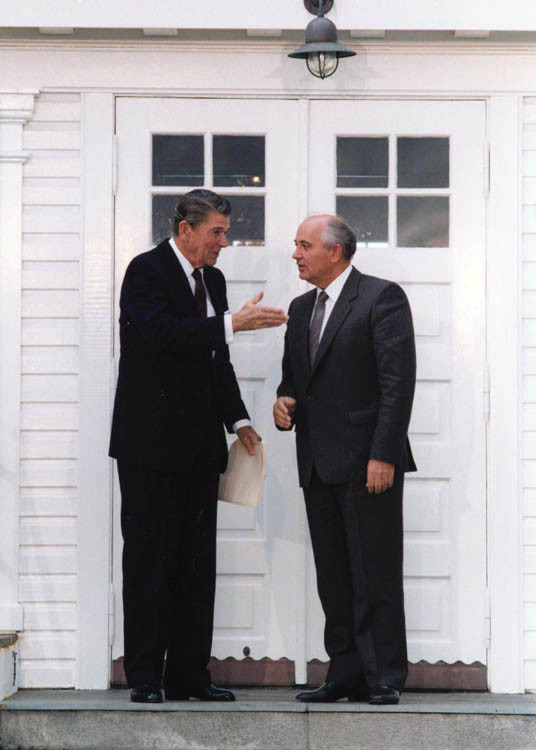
[311,263,354,338]
[168,237,251,433]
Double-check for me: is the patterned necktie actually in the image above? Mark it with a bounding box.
[309,290,328,365]
[192,268,207,318]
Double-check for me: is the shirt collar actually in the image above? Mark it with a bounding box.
[318,263,353,304]
[169,236,201,279]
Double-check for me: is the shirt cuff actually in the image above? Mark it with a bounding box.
[224,311,234,344]
[232,419,252,433]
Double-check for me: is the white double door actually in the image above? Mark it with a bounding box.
[112,97,487,677]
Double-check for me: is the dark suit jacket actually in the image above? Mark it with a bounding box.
[277,267,417,487]
[109,238,249,474]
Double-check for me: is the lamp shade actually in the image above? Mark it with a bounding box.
[288,15,356,79]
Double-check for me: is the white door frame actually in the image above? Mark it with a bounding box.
[77,91,523,692]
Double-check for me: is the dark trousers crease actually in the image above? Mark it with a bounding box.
[303,467,408,691]
[117,459,219,690]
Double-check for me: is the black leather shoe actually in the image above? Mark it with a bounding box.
[368,684,400,705]
[130,685,163,703]
[166,684,235,702]
[296,681,351,702]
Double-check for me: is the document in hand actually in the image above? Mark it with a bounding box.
[218,439,265,508]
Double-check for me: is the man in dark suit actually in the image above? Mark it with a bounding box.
[110,189,287,703]
[274,214,416,705]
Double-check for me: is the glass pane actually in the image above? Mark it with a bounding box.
[336,196,388,247]
[152,194,265,247]
[337,137,388,188]
[397,137,449,188]
[224,195,265,246]
[152,135,204,187]
[213,136,265,187]
[397,196,449,247]
[152,194,181,244]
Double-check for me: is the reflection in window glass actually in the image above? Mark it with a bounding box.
[213,136,265,187]
[152,135,204,187]
[152,194,181,244]
[224,195,265,246]
[397,196,449,247]
[337,137,388,188]
[397,137,449,188]
[152,194,265,247]
[336,196,388,247]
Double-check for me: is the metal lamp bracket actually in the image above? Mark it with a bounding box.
[304,0,334,16]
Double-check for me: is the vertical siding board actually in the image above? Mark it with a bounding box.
[18,93,82,687]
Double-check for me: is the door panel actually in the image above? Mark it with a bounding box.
[309,100,487,666]
[112,97,302,664]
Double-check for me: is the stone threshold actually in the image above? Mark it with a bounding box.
[3,688,536,715]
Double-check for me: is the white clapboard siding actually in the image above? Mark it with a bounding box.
[18,661,76,689]
[21,375,78,402]
[523,100,536,686]
[23,234,81,262]
[19,92,81,687]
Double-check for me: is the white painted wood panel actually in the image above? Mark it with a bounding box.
[22,604,77,630]
[18,661,75,689]
[20,489,77,518]
[22,319,78,346]
[23,234,81,261]
[22,290,79,317]
[21,404,78,431]
[22,346,78,374]
[20,460,77,488]
[523,98,536,690]
[17,92,82,690]
[21,432,77,459]
[20,548,77,575]
[19,575,76,603]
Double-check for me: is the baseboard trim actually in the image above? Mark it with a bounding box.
[112,656,487,690]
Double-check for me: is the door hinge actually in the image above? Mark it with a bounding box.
[108,583,115,646]
[483,363,490,424]
[112,134,118,196]
[484,587,491,649]
[483,141,490,198]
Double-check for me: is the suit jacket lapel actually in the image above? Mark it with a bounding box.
[159,240,198,315]
[309,267,361,379]
[203,268,226,315]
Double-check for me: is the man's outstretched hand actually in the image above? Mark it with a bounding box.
[232,291,288,332]
[236,425,262,457]
[273,396,297,430]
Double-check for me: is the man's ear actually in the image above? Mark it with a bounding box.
[178,219,191,238]
[330,243,344,263]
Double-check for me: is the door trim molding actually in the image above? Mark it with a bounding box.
[77,92,115,689]
[486,95,524,693]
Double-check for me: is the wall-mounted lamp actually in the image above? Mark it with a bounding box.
[288,0,356,79]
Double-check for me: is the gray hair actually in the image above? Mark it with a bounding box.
[173,189,232,234]
[321,215,357,260]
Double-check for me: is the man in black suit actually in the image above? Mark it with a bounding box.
[110,189,287,703]
[274,214,416,705]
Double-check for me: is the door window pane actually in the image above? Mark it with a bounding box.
[213,136,265,188]
[152,194,265,247]
[397,137,449,188]
[337,137,388,188]
[397,196,449,247]
[152,194,181,243]
[224,195,265,246]
[152,135,204,186]
[337,196,388,247]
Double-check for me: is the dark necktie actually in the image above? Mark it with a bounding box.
[192,268,207,318]
[309,290,328,365]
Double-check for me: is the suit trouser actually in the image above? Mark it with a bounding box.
[303,467,407,692]
[117,459,219,690]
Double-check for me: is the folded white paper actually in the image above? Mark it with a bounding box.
[218,439,265,508]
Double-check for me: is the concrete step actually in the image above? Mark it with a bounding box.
[2,688,536,750]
